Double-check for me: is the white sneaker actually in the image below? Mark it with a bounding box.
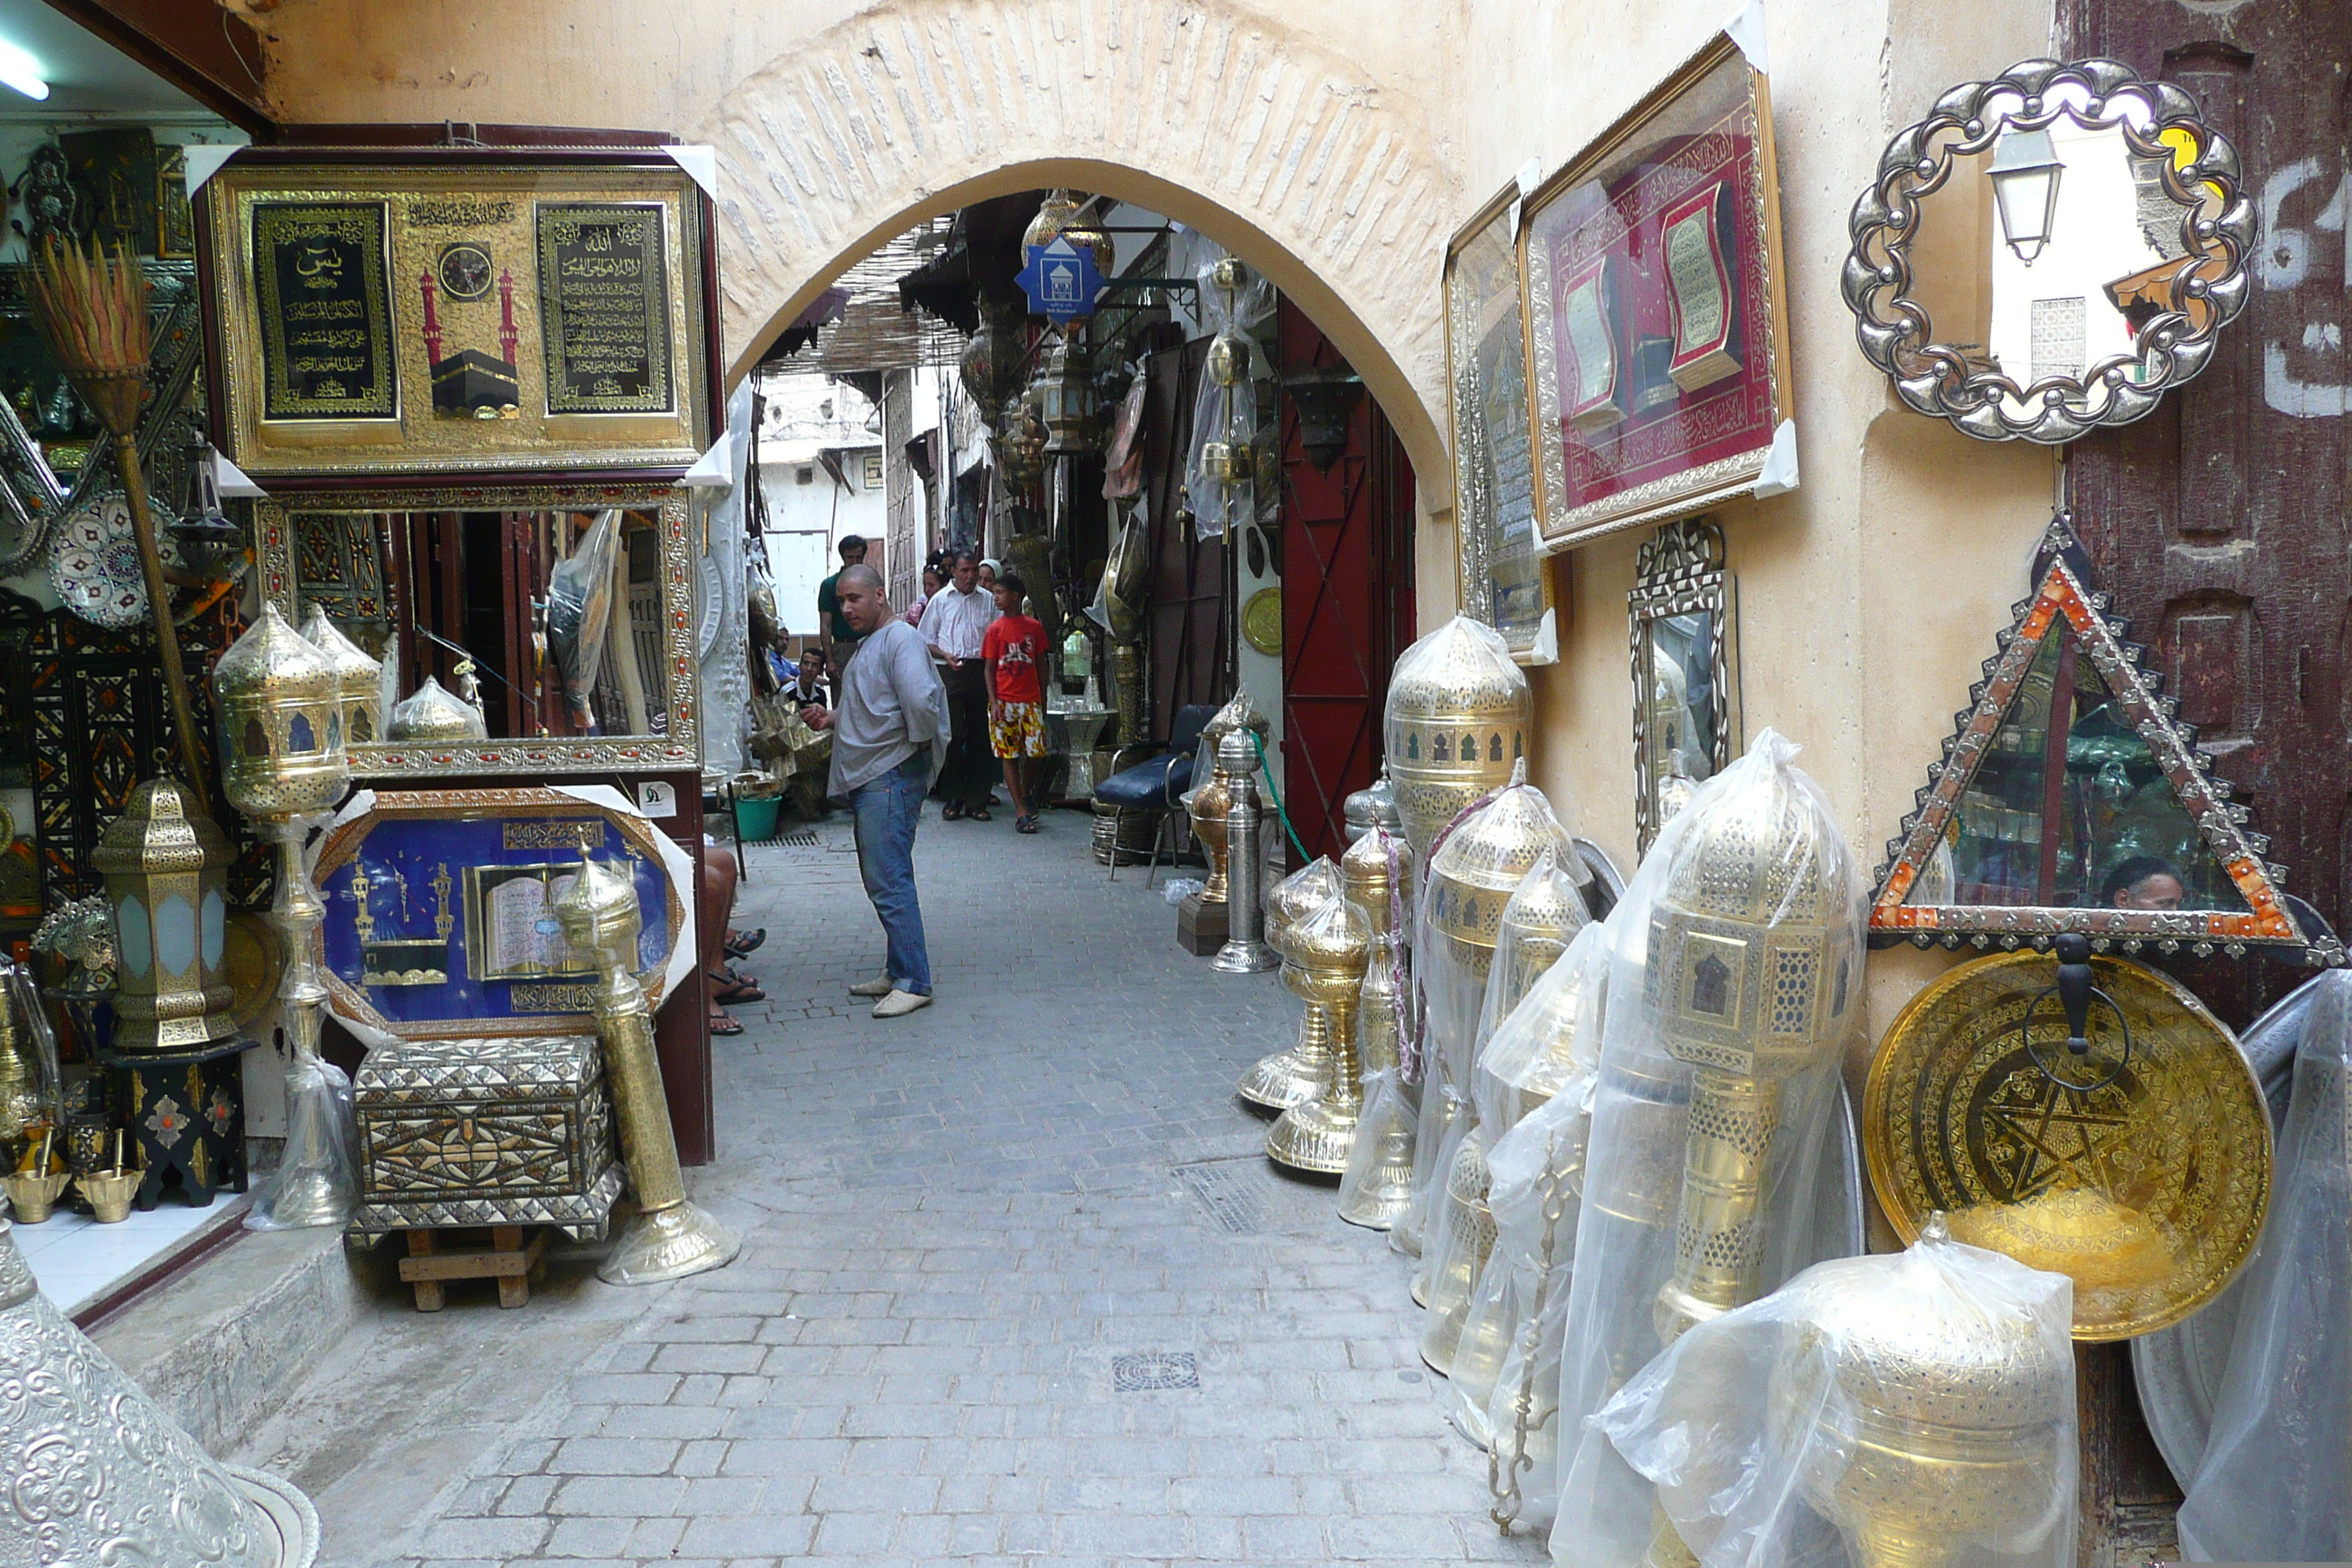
[871,989,932,1019]
[848,976,894,998]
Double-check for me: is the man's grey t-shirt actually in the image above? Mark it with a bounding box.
[827,618,951,796]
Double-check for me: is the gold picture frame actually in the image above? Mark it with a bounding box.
[1520,34,1794,549]
[198,151,715,483]
[256,482,700,777]
[1443,182,1559,665]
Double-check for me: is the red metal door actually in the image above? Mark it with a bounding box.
[1277,298,1417,862]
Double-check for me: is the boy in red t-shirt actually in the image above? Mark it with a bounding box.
[982,573,1049,833]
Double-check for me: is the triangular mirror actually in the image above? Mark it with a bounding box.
[1873,514,2342,966]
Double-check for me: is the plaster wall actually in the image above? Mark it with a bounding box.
[249,0,2065,1056]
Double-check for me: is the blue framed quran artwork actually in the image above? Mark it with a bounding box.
[312,786,690,1044]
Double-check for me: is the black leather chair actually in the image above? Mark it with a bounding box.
[1093,702,1217,885]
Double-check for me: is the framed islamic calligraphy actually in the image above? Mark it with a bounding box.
[1520,35,1793,548]
[196,150,717,487]
[1443,184,1557,665]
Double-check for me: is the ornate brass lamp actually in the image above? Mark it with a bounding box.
[214,602,353,1226]
[1384,617,1529,856]
[1773,1218,2075,1568]
[387,674,488,742]
[1423,764,1573,1088]
[1185,692,1273,906]
[92,779,238,1052]
[1343,769,1403,845]
[300,604,385,747]
[1237,859,1341,1107]
[1647,764,1855,1348]
[1210,731,1281,976]
[1267,892,1373,1173]
[554,852,739,1284]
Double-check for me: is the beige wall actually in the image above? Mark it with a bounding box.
[255,0,2059,1055]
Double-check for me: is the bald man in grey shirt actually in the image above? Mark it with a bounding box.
[800,565,949,1017]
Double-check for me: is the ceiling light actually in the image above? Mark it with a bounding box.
[0,40,48,101]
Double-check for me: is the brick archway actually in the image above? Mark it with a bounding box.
[695,0,1458,483]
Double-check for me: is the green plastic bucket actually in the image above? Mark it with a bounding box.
[734,794,783,842]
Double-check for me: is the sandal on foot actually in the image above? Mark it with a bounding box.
[710,974,765,1003]
[1016,815,1039,834]
[708,1011,745,1036]
[941,803,965,821]
[967,807,993,823]
[724,928,766,957]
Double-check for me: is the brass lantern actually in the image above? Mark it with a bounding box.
[1774,1221,2076,1568]
[960,296,1028,424]
[300,604,384,747]
[213,602,349,821]
[92,779,236,1051]
[1385,617,1530,856]
[1039,328,1100,456]
[1237,860,1343,1112]
[1425,764,1573,1053]
[1023,189,1115,275]
[1185,692,1273,905]
[1648,758,1856,1347]
[1266,892,1373,1174]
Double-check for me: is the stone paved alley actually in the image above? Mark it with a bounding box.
[231,807,1547,1568]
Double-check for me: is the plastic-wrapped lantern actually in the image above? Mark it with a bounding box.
[300,603,384,747]
[91,779,235,1050]
[212,603,349,822]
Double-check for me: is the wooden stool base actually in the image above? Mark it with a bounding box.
[398,1226,548,1311]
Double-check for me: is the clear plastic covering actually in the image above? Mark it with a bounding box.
[1452,918,1615,1457]
[1548,730,1869,1567]
[1589,1222,2078,1568]
[2177,969,2352,1562]
[0,955,65,1134]
[246,1050,358,1232]
[1383,615,1530,859]
[1182,257,1274,540]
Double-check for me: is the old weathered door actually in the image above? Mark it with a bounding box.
[2054,3,2351,1562]
[1277,298,1417,862]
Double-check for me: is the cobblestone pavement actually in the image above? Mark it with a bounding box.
[268,804,1545,1568]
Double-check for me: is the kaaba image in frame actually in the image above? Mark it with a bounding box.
[1443,181,1558,666]
[1872,516,2342,965]
[195,148,717,484]
[256,483,698,776]
[1630,517,1740,855]
[313,787,688,1043]
[1519,33,1793,550]
[1842,58,2255,444]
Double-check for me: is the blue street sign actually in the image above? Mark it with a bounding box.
[1016,235,1104,322]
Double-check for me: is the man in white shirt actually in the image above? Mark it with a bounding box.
[920,549,1000,821]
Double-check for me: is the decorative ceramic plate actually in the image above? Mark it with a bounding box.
[1865,951,2272,1341]
[1243,585,1282,656]
[48,491,147,628]
[2131,980,2308,1486]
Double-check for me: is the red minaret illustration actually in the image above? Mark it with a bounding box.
[418,271,443,363]
[498,268,520,365]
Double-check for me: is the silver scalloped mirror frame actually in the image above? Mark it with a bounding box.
[1842,57,2256,444]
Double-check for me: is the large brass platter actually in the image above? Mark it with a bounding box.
[1865,951,2270,1341]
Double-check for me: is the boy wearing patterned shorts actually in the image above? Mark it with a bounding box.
[982,573,1050,834]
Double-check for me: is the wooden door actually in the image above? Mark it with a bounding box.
[2053,4,2351,1562]
[1143,336,1227,741]
[1276,298,1417,861]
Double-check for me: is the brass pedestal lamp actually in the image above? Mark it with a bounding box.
[1267,892,1372,1172]
[213,604,355,1229]
[1237,858,1341,1108]
[554,853,739,1284]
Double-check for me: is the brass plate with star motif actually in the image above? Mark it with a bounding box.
[1865,951,2271,1341]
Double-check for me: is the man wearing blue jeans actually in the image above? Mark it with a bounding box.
[799,564,949,1018]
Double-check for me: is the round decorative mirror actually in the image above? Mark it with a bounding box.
[1843,58,2255,443]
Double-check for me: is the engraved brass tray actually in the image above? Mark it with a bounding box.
[1864,951,2271,1341]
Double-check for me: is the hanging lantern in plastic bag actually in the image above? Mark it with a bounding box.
[1236,859,1342,1111]
[1267,892,1373,1173]
[1343,768,1404,845]
[301,603,385,747]
[1384,617,1529,856]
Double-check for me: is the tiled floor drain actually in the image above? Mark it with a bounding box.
[773,829,820,846]
[1172,1156,1333,1235]
[1112,1352,1199,1392]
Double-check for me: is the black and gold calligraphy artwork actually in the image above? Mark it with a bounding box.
[536,203,673,416]
[252,200,398,421]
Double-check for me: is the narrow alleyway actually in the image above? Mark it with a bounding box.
[235,808,1545,1568]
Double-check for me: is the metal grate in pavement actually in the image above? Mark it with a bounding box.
[773,830,820,846]
[1111,1352,1199,1392]
[1172,1156,1335,1235]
